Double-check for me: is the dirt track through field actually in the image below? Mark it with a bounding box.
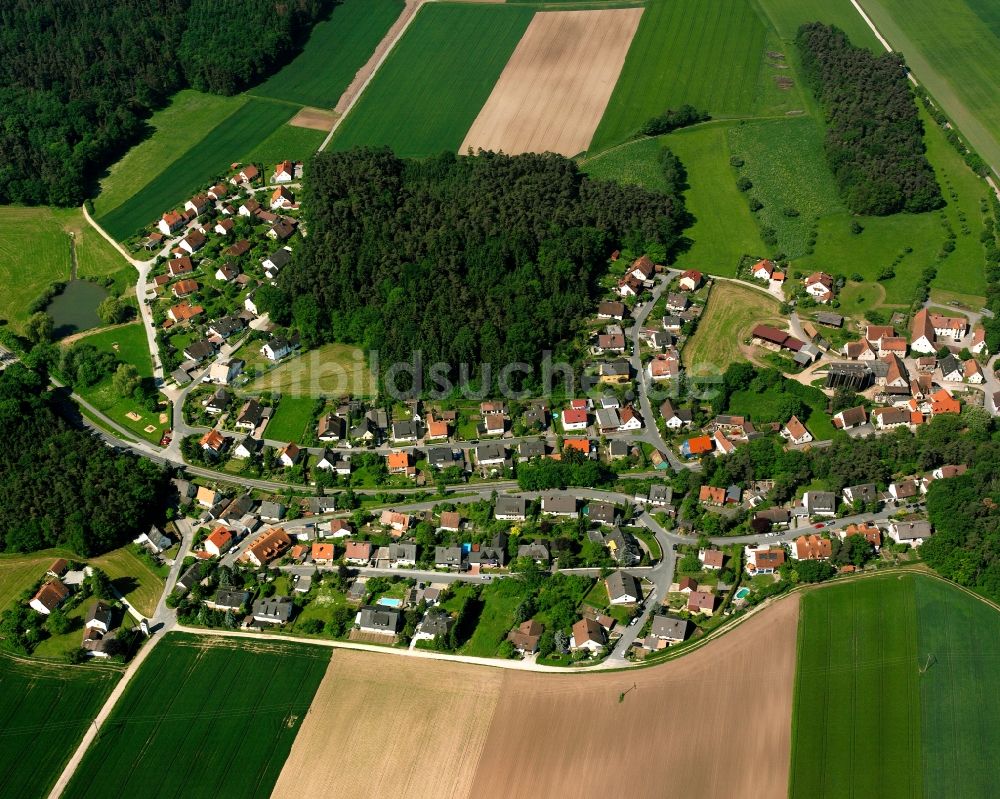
[276,595,799,799]
[460,8,643,157]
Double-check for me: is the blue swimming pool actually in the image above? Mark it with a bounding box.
[377,597,402,608]
[734,587,750,600]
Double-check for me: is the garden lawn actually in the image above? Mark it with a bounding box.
[590,0,768,153]
[329,4,534,157]
[89,546,166,618]
[72,377,170,445]
[857,0,1000,176]
[73,322,153,377]
[682,281,782,371]
[460,579,531,658]
[0,655,121,799]
[252,0,404,108]
[264,396,318,443]
[789,574,922,798]
[93,91,246,219]
[63,633,330,799]
[245,342,375,397]
[97,98,298,241]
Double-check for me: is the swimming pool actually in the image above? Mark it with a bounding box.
[376,597,403,608]
[734,587,750,600]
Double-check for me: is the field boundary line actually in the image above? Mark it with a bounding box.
[319,0,427,152]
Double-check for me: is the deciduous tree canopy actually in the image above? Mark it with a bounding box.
[796,22,943,215]
[266,148,689,390]
[0,364,168,555]
[0,0,329,206]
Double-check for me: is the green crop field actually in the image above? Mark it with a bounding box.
[253,0,404,108]
[93,91,247,220]
[0,655,121,799]
[856,0,1000,177]
[791,573,1000,798]
[263,395,318,443]
[590,0,769,153]
[241,123,326,168]
[97,98,298,241]
[753,0,882,49]
[790,575,923,798]
[64,633,330,799]
[915,576,1000,797]
[329,4,534,157]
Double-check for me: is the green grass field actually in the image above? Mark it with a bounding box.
[0,655,121,799]
[64,633,330,799]
[263,395,317,443]
[240,123,326,167]
[727,381,835,439]
[246,342,375,397]
[682,281,782,371]
[856,0,1000,177]
[93,91,246,219]
[0,549,76,614]
[790,575,923,798]
[329,4,534,156]
[97,98,298,241]
[727,116,843,258]
[0,207,128,334]
[73,322,153,377]
[253,0,404,108]
[89,547,165,618]
[589,0,768,152]
[752,0,883,49]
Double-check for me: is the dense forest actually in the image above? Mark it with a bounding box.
[0,363,168,556]
[262,148,690,390]
[796,22,943,215]
[0,0,329,205]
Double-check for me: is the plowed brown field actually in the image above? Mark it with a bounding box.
[460,8,643,157]
[275,595,799,799]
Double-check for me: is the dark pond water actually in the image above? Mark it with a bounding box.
[47,280,108,339]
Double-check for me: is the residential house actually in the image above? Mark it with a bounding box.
[659,399,693,429]
[842,483,878,507]
[208,358,242,385]
[208,314,244,339]
[29,579,70,615]
[964,359,985,384]
[204,527,233,557]
[475,442,508,469]
[508,619,544,654]
[666,292,689,313]
[158,211,185,236]
[207,588,250,612]
[598,360,630,384]
[435,546,464,570]
[753,508,791,528]
[833,406,868,430]
[752,259,777,280]
[630,255,656,282]
[932,464,968,480]
[258,501,286,522]
[272,160,297,183]
[234,399,264,432]
[887,520,932,546]
[570,617,606,652]
[872,407,912,430]
[242,528,291,567]
[316,413,346,443]
[781,415,813,445]
[970,325,988,355]
[803,491,837,517]
[542,495,578,518]
[561,408,589,431]
[262,247,291,277]
[379,510,412,533]
[270,186,294,210]
[699,549,725,570]
[391,420,418,443]
[841,522,882,549]
[516,542,550,563]
[261,335,296,361]
[199,429,227,458]
[315,449,351,476]
[844,338,877,360]
[179,230,206,255]
[167,301,203,324]
[495,496,527,521]
[196,485,222,509]
[678,269,703,291]
[647,615,689,647]
[606,570,642,605]
[386,450,415,477]
[344,541,372,565]
[793,534,832,560]
[909,308,937,354]
[804,272,834,303]
[587,502,620,527]
[605,527,641,566]
[278,443,301,467]
[438,511,462,532]
[687,591,717,616]
[699,485,726,506]
[252,596,294,625]
[311,542,336,565]
[889,479,919,501]
[389,543,417,568]
[931,313,968,340]
[745,545,786,574]
[597,301,626,320]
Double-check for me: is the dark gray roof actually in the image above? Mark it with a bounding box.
[542,495,578,515]
[495,495,526,518]
[606,570,641,601]
[517,542,550,561]
[435,546,463,566]
[518,440,546,459]
[212,588,250,610]
[252,596,294,623]
[587,501,619,525]
[359,605,400,632]
[650,615,688,641]
[264,248,291,268]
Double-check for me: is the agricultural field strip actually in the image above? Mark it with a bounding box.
[460,8,643,157]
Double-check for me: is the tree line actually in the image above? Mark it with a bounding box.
[796,22,943,215]
[0,363,168,555]
[0,0,330,206]
[257,147,691,391]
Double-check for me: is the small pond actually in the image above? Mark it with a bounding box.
[47,280,109,339]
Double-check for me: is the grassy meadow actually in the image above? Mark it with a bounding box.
[590,0,769,152]
[63,633,330,799]
[246,342,376,397]
[752,0,883,49]
[329,4,534,156]
[682,281,782,371]
[89,546,166,618]
[252,0,404,108]
[263,395,318,443]
[0,655,121,799]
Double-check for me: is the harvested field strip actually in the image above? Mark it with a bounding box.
[329,4,535,157]
[97,98,297,241]
[64,633,330,799]
[273,651,504,799]
[590,0,767,152]
[0,654,120,799]
[460,8,643,157]
[252,0,404,109]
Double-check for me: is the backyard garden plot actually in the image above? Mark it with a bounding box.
[460,8,643,157]
[0,655,120,799]
[589,0,768,153]
[252,0,404,109]
[96,98,298,241]
[329,4,535,157]
[64,633,330,799]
